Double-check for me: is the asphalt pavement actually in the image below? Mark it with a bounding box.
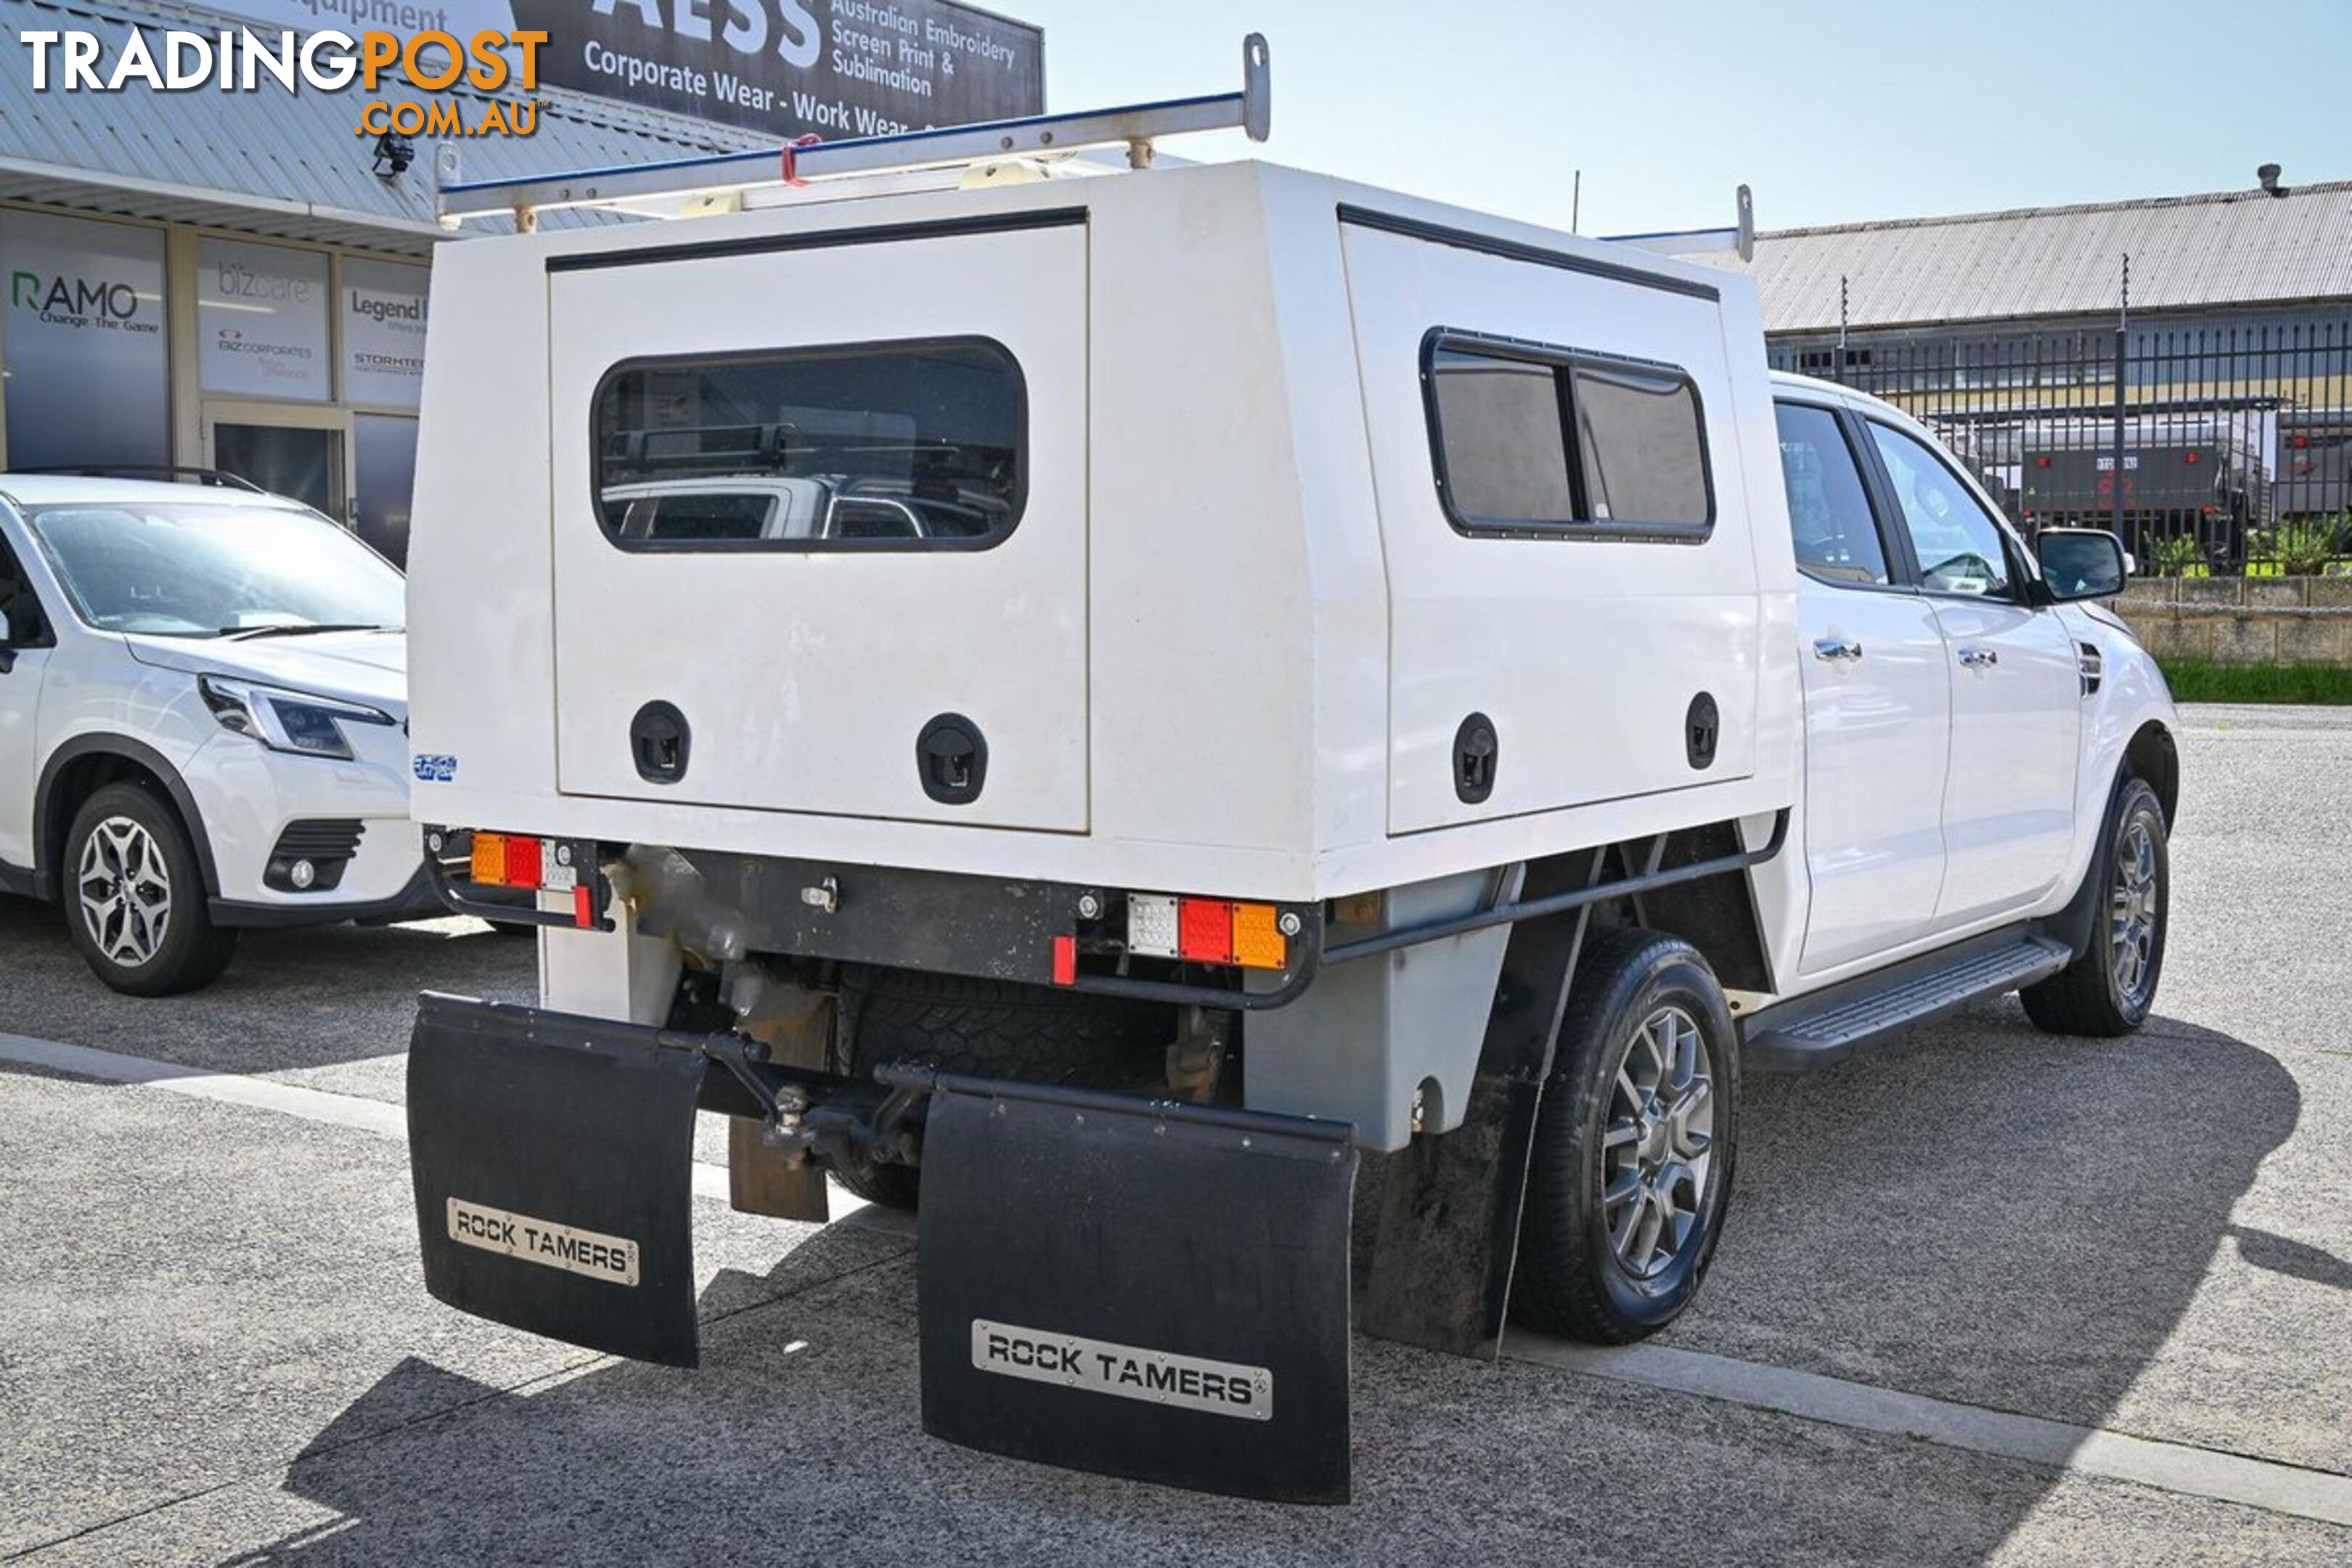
[1,704,2347,1565]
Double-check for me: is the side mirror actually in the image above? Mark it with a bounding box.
[2036,528,2128,601]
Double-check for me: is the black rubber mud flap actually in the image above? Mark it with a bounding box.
[915,1076,1357,1503]
[407,994,706,1368]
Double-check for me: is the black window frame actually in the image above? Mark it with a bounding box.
[589,335,1029,556]
[1420,327,1717,544]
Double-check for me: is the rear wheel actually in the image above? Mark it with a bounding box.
[2022,775,2168,1037]
[62,783,238,997]
[828,966,1175,1209]
[1511,928,1739,1343]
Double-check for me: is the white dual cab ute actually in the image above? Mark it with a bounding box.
[403,39,2177,1505]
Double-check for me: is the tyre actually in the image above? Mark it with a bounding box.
[62,783,238,997]
[828,966,1177,1209]
[1511,928,1739,1343]
[2021,775,2168,1037]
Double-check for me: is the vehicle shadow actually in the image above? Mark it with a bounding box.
[0,894,532,1077]
[239,1006,2307,1565]
[1683,1003,2308,1455]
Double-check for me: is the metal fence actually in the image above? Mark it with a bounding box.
[1770,319,2352,575]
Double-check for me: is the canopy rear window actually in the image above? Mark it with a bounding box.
[592,338,1026,552]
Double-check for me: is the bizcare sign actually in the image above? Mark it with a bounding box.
[179,0,1044,137]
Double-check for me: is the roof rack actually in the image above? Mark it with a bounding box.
[1607,186,1757,263]
[15,465,266,493]
[437,33,1273,232]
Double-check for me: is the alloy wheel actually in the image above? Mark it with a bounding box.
[1599,1004,1716,1281]
[76,816,173,969]
[2110,815,2160,1008]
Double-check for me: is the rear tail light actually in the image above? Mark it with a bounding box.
[466,830,588,905]
[1119,893,1291,972]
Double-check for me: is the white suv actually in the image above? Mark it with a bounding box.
[0,475,433,995]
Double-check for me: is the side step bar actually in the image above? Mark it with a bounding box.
[1742,929,2072,1071]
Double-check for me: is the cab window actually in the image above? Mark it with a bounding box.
[1868,422,2014,598]
[1773,402,1890,587]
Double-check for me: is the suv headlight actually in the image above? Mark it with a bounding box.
[200,675,396,761]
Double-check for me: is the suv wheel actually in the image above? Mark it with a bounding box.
[1511,928,1740,1344]
[2021,775,2168,1037]
[63,783,238,997]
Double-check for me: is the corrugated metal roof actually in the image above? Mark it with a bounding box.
[1687,180,2352,334]
[0,0,771,253]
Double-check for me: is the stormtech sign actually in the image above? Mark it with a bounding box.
[513,0,1045,137]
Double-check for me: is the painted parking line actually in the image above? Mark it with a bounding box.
[0,1030,895,1220]
[1508,1336,2352,1530]
[5,1029,2341,1525]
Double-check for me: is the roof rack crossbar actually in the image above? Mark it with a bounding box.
[1607,186,1757,262]
[437,33,1272,230]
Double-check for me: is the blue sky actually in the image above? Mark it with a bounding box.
[1005,0,2352,236]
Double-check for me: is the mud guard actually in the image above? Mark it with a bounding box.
[408,994,707,1367]
[1355,849,1605,1357]
[406,996,1360,1501]
[915,1075,1357,1503]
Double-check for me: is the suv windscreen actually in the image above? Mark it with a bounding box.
[593,338,1024,551]
[1774,403,1890,587]
[1868,422,2014,597]
[25,502,404,637]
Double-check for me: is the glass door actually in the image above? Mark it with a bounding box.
[202,403,350,521]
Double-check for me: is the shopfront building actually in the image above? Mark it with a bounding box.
[0,0,1043,563]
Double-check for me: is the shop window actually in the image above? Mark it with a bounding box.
[0,211,168,470]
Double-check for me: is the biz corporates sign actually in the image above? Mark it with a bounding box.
[173,0,1044,137]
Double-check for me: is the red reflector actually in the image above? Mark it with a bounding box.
[2293,435,2310,449]
[2184,451,2202,465]
[1051,934,1077,987]
[573,883,594,928]
[1177,898,1236,964]
[2035,455,2052,468]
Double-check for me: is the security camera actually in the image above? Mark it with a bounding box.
[373,131,415,180]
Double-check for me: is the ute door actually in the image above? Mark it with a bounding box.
[1862,419,2081,928]
[546,219,1088,831]
[1778,400,1953,976]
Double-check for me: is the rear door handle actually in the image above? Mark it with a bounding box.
[1813,637,1863,663]
[1957,646,2000,669]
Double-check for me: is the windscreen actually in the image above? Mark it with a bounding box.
[27,502,404,637]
